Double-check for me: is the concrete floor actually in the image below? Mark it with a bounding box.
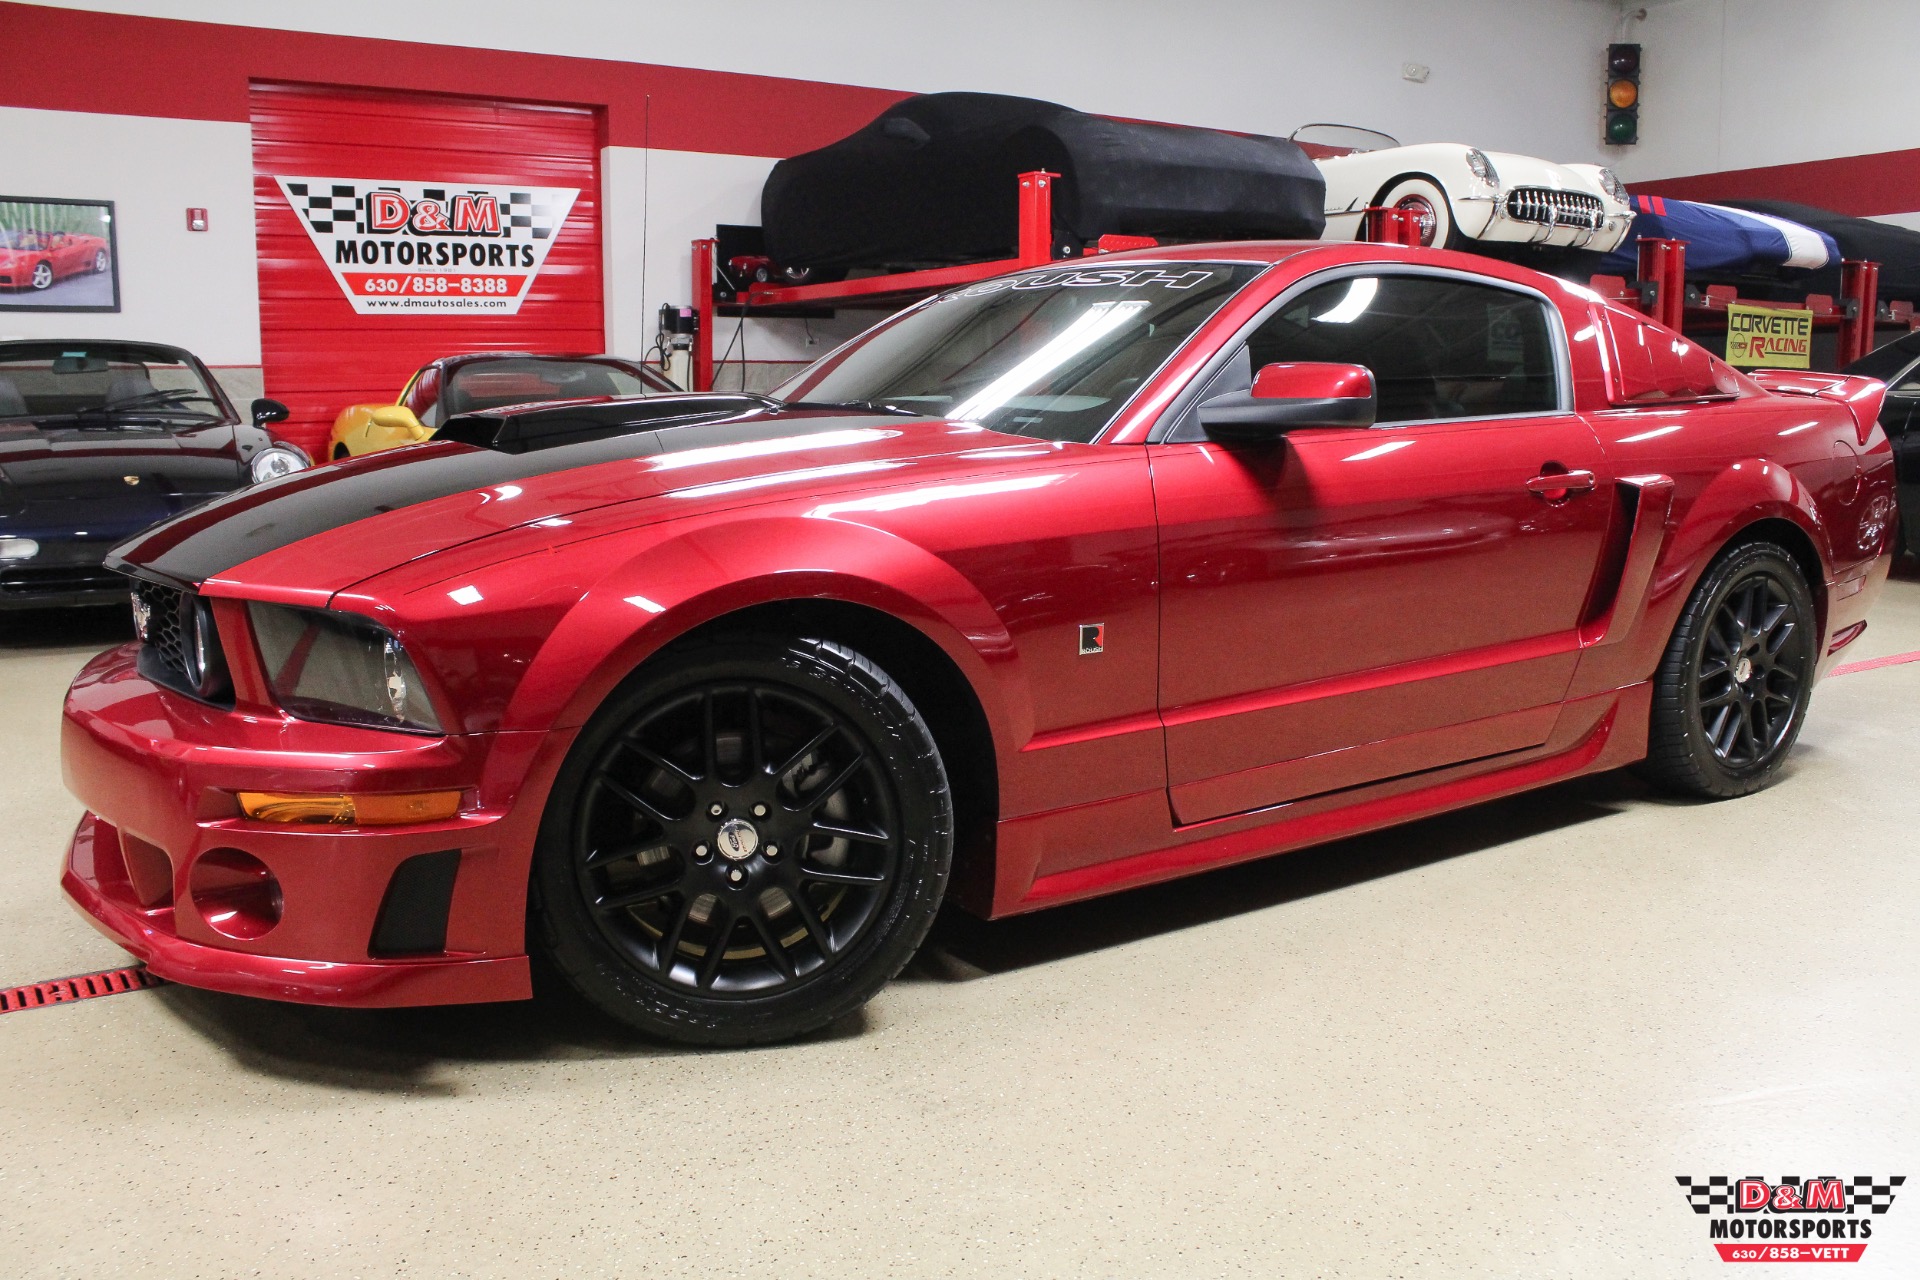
[2,580,1916,1279]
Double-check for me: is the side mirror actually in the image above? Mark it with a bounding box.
[1198,362,1376,440]
[251,397,290,426]
[369,404,428,437]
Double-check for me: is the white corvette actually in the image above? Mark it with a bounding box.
[1296,125,1634,252]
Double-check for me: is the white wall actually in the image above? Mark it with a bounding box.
[1615,0,1920,184]
[0,107,260,363]
[13,0,1638,392]
[57,0,1624,161]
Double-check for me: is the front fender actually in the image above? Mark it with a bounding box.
[505,514,1027,754]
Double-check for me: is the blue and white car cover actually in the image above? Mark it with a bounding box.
[1599,195,1841,275]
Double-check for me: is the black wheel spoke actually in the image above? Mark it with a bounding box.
[1699,685,1737,709]
[749,911,797,979]
[747,688,767,773]
[800,752,867,814]
[627,741,700,786]
[656,899,692,977]
[585,842,667,869]
[597,776,678,829]
[772,723,837,780]
[789,890,836,957]
[698,909,734,988]
[593,877,683,914]
[701,690,718,779]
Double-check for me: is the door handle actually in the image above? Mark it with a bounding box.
[1525,469,1596,499]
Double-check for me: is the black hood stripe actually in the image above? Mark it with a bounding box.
[108,406,903,587]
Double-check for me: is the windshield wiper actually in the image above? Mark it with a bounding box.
[77,387,221,418]
[792,398,927,418]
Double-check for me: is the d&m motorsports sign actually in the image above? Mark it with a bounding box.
[1725,302,1813,369]
[275,177,579,315]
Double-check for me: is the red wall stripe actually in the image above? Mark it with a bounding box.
[1632,148,1920,219]
[0,1,908,159]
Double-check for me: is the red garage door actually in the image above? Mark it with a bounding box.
[251,81,603,457]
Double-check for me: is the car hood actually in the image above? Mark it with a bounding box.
[0,419,240,506]
[109,409,1037,600]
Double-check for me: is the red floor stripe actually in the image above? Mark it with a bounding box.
[1831,649,1920,677]
[0,965,163,1014]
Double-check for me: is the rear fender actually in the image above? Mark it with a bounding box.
[1749,370,1888,446]
[508,515,1025,752]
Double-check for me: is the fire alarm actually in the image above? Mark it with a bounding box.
[186,208,208,232]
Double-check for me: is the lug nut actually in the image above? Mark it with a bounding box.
[708,802,725,818]
[728,868,744,884]
[693,843,710,861]
[753,803,768,818]
[764,843,779,858]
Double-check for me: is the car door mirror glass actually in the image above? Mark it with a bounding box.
[1198,361,1376,440]
[251,397,290,425]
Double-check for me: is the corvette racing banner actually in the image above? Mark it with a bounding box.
[274,176,579,315]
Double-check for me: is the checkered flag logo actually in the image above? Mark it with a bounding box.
[283,181,363,235]
[1849,1176,1905,1214]
[1676,1175,1904,1215]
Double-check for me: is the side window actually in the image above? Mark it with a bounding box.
[1241,275,1562,423]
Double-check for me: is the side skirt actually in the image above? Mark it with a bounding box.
[989,683,1651,916]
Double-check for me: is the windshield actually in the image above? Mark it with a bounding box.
[442,358,665,416]
[1844,332,1920,382]
[775,262,1263,442]
[0,344,226,426]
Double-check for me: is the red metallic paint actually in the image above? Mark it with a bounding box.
[1249,361,1375,401]
[61,241,1896,1008]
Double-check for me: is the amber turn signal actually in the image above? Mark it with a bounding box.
[237,790,462,825]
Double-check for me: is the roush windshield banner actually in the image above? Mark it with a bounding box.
[274,176,579,315]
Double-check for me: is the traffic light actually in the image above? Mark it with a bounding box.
[1606,43,1641,145]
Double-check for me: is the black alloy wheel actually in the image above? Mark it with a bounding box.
[531,634,952,1045]
[1641,541,1817,798]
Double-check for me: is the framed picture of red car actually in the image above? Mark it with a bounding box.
[0,196,119,312]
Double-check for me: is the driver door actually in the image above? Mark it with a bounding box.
[1152,270,1614,824]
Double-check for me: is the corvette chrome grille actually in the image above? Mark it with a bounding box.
[1505,187,1608,231]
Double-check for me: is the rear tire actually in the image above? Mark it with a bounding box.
[1639,541,1817,798]
[530,634,953,1045]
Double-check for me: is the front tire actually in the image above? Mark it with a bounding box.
[30,260,53,290]
[1371,176,1459,249]
[93,249,110,274]
[1639,541,1817,798]
[530,634,953,1045]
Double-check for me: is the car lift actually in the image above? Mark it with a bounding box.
[678,172,1899,391]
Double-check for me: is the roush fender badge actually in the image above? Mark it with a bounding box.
[274,176,580,316]
[1676,1174,1904,1263]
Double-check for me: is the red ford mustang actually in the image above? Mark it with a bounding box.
[60,242,1894,1044]
[0,229,111,291]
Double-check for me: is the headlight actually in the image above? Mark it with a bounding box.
[249,444,310,484]
[247,602,443,733]
[0,537,37,560]
[1597,167,1629,204]
[1465,149,1499,187]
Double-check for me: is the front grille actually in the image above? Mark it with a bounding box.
[1504,187,1608,231]
[129,577,231,704]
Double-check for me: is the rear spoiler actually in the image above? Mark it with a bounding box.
[1749,370,1886,445]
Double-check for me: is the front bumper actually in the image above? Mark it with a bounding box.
[59,642,567,1007]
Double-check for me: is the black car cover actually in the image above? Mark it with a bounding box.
[1723,200,1920,302]
[762,92,1326,272]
